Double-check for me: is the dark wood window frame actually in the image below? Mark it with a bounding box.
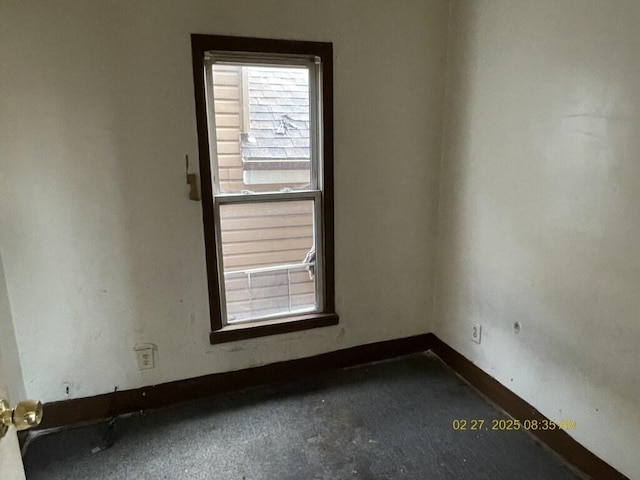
[191,34,338,344]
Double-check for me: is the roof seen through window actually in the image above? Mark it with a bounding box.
[242,66,311,162]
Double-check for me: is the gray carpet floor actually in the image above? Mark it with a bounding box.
[23,354,582,480]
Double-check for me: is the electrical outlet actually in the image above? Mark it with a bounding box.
[472,323,482,344]
[135,345,155,370]
[62,382,73,397]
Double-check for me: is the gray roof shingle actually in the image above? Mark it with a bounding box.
[242,67,310,161]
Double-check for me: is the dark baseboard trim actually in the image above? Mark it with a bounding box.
[38,332,628,480]
[38,333,434,430]
[429,335,628,480]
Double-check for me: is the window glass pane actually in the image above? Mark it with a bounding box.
[219,200,317,323]
[211,64,311,194]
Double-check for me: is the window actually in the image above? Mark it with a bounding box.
[191,35,337,344]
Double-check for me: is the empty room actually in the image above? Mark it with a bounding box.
[0,1,637,479]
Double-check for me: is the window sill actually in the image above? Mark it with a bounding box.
[209,313,339,344]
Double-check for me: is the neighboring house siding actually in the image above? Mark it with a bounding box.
[211,66,315,321]
[212,66,244,193]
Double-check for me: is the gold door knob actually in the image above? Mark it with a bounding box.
[0,399,43,439]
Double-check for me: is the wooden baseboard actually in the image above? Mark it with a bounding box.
[38,332,628,480]
[429,335,628,480]
[38,333,435,430]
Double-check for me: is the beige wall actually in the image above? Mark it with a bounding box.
[0,0,448,402]
[436,1,640,478]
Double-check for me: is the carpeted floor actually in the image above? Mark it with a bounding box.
[23,354,582,479]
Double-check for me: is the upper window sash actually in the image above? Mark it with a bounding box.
[203,54,322,195]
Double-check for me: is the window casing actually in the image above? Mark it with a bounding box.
[191,35,337,344]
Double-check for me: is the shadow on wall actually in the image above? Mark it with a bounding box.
[0,252,26,404]
[434,0,481,340]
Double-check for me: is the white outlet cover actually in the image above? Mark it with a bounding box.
[135,344,156,370]
[136,348,154,369]
[472,324,482,344]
